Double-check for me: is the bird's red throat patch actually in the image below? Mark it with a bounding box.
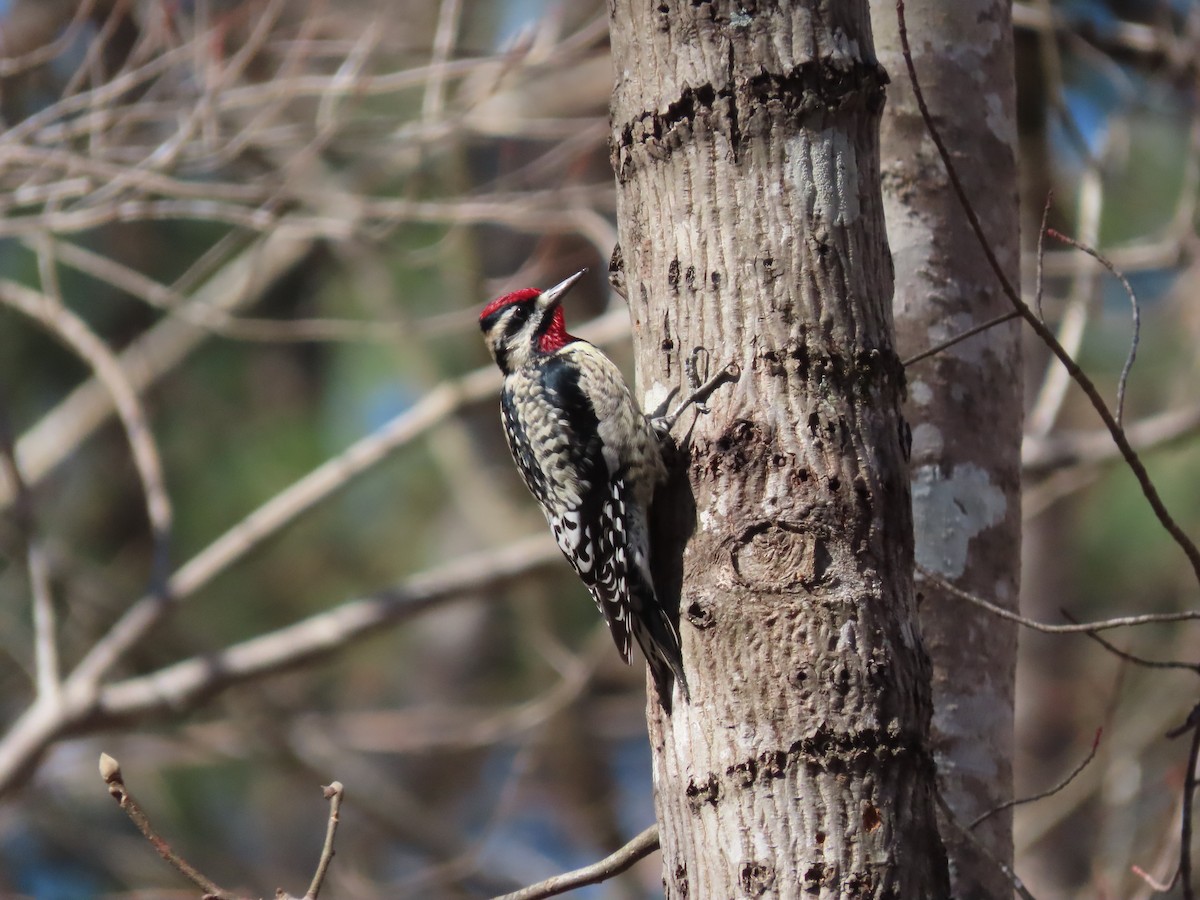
[538,305,573,353]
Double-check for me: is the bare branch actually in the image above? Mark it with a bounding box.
[96,534,561,721]
[1027,134,1106,439]
[1013,2,1187,63]
[1132,862,1178,894]
[0,531,562,797]
[933,791,1037,900]
[969,729,1102,829]
[98,753,241,900]
[1024,402,1200,476]
[1065,611,1200,674]
[1046,228,1142,428]
[422,0,464,123]
[902,311,1020,369]
[917,567,1200,634]
[490,824,660,900]
[304,782,345,900]
[1179,713,1200,900]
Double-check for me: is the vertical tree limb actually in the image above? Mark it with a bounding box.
[871,1,1023,895]
[610,1,949,894]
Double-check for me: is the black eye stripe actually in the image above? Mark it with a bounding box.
[482,303,533,334]
[503,304,533,335]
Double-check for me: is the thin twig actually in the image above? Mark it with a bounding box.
[934,790,1038,900]
[917,567,1200,634]
[1063,611,1200,674]
[1028,120,1106,438]
[1178,713,1200,900]
[304,782,345,900]
[98,753,240,900]
[654,362,740,430]
[1034,193,1052,323]
[490,824,660,900]
[896,0,1200,591]
[970,729,1102,829]
[902,311,1020,368]
[1132,862,1178,893]
[1046,228,1141,427]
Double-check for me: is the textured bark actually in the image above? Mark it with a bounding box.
[609,2,950,897]
[872,2,1023,897]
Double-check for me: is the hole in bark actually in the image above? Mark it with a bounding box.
[661,337,675,351]
[668,258,680,290]
[673,862,688,897]
[815,830,826,845]
[833,665,851,693]
[762,348,784,377]
[803,863,825,893]
[758,749,786,778]
[685,264,697,290]
[855,476,871,513]
[712,419,761,470]
[728,758,757,786]
[711,271,721,287]
[739,861,774,896]
[685,597,715,629]
[863,803,882,832]
[829,476,840,491]
[684,773,721,809]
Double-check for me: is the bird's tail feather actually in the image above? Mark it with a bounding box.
[628,573,688,712]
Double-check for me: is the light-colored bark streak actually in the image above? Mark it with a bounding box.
[872,1,1023,896]
[611,1,948,897]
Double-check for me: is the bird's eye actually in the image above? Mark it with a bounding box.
[504,303,533,333]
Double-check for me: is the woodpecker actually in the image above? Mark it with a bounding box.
[479,270,688,709]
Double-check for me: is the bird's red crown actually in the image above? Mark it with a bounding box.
[478,288,540,321]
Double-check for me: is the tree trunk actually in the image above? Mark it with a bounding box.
[608,2,950,896]
[872,2,1023,896]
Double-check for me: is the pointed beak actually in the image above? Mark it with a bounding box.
[537,269,586,310]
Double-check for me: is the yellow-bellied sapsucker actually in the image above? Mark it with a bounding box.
[479,270,687,709]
